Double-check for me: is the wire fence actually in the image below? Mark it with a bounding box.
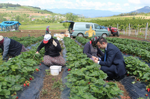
[117,23,150,40]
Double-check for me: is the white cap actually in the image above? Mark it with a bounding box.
[43,34,51,44]
[0,35,3,41]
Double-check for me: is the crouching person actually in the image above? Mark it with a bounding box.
[0,35,27,60]
[36,34,66,66]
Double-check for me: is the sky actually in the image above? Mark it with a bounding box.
[1,0,150,13]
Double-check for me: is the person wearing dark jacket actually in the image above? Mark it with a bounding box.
[0,35,27,60]
[83,36,104,59]
[93,37,126,80]
[36,34,65,66]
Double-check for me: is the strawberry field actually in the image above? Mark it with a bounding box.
[0,32,150,99]
[0,36,44,99]
[73,36,150,99]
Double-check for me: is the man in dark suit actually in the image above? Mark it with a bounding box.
[93,37,126,80]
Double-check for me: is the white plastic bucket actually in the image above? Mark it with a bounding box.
[59,66,62,72]
[50,66,60,76]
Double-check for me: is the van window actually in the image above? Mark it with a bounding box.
[75,24,84,29]
[94,24,100,29]
[86,24,93,29]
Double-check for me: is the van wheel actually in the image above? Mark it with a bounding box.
[77,33,84,37]
[102,34,107,37]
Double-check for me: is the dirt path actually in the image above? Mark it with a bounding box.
[111,35,150,42]
[0,30,66,37]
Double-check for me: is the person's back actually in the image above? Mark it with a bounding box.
[0,36,26,60]
[7,38,22,57]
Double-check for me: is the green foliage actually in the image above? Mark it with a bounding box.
[41,89,48,96]
[87,19,149,30]
[62,23,70,28]
[76,37,90,45]
[64,37,123,99]
[0,36,45,98]
[106,37,150,62]
[65,13,78,21]
[75,36,150,98]
[9,36,43,47]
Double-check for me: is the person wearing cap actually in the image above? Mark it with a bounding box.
[83,36,104,60]
[36,34,65,66]
[45,26,50,34]
[0,35,27,60]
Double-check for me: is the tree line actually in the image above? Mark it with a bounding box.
[87,18,150,30]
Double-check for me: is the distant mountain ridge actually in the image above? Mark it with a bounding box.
[131,6,150,13]
[48,8,121,18]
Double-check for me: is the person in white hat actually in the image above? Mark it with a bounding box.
[0,35,27,60]
[36,34,66,66]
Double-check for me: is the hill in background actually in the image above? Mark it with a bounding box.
[131,6,150,13]
[48,8,121,18]
[0,3,66,24]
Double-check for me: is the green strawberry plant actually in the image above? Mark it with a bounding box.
[64,37,123,99]
[0,40,45,98]
[106,37,150,51]
[76,36,150,97]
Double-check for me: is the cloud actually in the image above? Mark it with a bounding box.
[124,3,129,6]
[139,0,150,4]
[1,0,128,12]
[128,0,141,4]
[128,0,150,5]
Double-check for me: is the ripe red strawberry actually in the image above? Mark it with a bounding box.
[145,94,148,96]
[23,83,26,87]
[137,79,139,81]
[127,74,129,76]
[27,83,29,86]
[68,69,71,71]
[29,77,32,80]
[36,68,39,71]
[106,81,108,82]
[147,88,150,92]
[39,63,41,65]
[88,82,90,84]
[16,96,18,99]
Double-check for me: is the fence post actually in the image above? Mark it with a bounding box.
[137,24,139,36]
[117,24,118,30]
[129,23,130,36]
[117,24,119,35]
[126,28,127,35]
[145,23,148,39]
